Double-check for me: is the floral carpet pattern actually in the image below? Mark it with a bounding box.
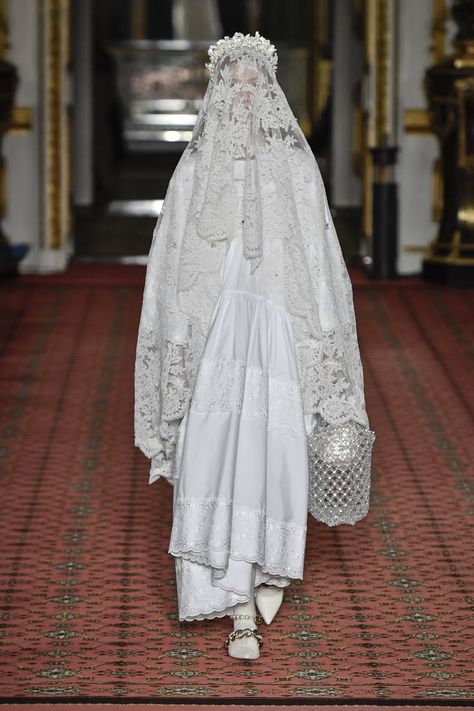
[0,264,472,702]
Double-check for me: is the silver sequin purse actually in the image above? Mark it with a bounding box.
[307,414,376,526]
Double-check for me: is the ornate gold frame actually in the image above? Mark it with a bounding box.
[456,76,474,173]
[10,107,33,133]
[432,0,450,64]
[374,0,391,145]
[39,0,70,251]
[131,0,147,40]
[403,108,432,134]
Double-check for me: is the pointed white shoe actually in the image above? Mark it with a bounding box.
[225,622,262,659]
[225,600,263,660]
[254,584,284,624]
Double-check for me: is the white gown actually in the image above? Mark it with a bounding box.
[168,159,315,622]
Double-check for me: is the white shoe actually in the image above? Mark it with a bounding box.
[225,624,263,659]
[225,606,263,660]
[254,584,284,624]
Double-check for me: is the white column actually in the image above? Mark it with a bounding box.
[72,0,93,206]
[3,0,40,269]
[3,0,71,273]
[396,0,442,275]
[331,0,362,207]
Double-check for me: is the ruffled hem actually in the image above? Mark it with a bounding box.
[170,547,305,581]
[169,496,307,579]
[174,554,293,622]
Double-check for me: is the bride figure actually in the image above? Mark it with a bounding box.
[134,32,375,659]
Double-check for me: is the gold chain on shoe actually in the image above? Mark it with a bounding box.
[224,627,263,648]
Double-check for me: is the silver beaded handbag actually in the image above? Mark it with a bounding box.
[307,414,376,527]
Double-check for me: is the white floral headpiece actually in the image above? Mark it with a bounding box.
[206,31,278,79]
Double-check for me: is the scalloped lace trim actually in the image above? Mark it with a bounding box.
[173,556,292,622]
[168,496,307,579]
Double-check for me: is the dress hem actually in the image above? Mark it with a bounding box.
[169,548,305,580]
[175,561,294,622]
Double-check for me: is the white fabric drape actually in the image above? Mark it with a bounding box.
[134,45,375,528]
[168,180,310,619]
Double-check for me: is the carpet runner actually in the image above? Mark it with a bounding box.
[0,264,472,704]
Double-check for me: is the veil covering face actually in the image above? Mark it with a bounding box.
[135,45,374,525]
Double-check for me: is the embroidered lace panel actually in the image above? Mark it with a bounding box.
[189,356,306,437]
[169,497,307,579]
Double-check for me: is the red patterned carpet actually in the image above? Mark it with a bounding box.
[0,263,473,704]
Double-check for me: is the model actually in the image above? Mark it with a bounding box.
[134,31,375,660]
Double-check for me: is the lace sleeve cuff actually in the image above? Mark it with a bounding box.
[149,451,174,485]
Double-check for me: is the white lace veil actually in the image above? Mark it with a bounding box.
[134,36,375,526]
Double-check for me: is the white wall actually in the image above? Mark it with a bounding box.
[72,0,93,207]
[331,0,362,207]
[3,0,70,272]
[3,0,41,270]
[396,0,442,275]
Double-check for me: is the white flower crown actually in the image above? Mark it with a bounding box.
[205,31,278,79]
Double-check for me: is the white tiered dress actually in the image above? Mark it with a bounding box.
[169,158,314,622]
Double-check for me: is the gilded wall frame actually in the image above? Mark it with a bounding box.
[39,0,70,251]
